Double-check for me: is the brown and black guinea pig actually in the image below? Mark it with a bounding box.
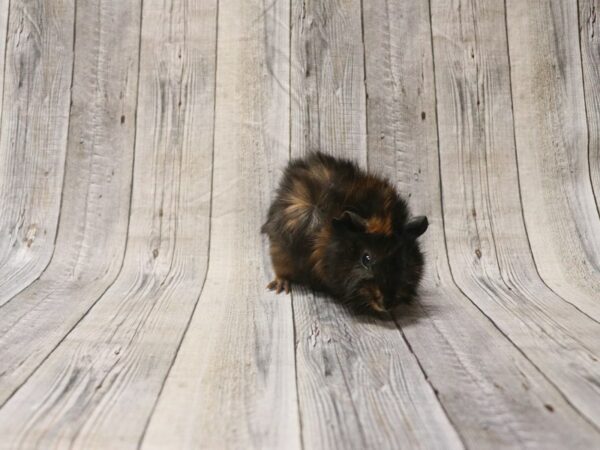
[261,151,428,313]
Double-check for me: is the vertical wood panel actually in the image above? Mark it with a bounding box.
[0,0,75,304]
[290,0,367,163]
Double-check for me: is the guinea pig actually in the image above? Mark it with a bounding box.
[261,151,428,313]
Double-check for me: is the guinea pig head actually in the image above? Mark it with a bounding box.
[328,211,428,313]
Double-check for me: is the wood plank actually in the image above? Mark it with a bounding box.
[0,0,215,447]
[579,2,600,212]
[290,1,463,448]
[290,0,367,165]
[142,1,300,449]
[0,0,75,304]
[365,0,600,446]
[0,0,140,407]
[0,0,9,126]
[505,0,600,323]
[431,0,600,428]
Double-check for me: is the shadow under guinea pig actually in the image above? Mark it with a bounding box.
[289,286,429,329]
[351,297,428,328]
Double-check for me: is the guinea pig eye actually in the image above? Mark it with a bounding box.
[361,252,372,269]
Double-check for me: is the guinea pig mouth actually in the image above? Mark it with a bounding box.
[368,292,387,313]
[369,301,387,313]
[353,284,388,312]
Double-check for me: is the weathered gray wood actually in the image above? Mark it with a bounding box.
[364,0,600,447]
[431,0,600,428]
[1,0,600,446]
[0,0,9,125]
[294,289,464,450]
[142,1,300,449]
[580,2,600,211]
[290,0,367,164]
[505,0,600,323]
[0,0,215,447]
[0,0,74,304]
[290,1,463,448]
[0,0,141,407]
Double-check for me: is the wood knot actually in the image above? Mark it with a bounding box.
[24,224,38,248]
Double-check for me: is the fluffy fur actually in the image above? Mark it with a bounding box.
[261,151,428,313]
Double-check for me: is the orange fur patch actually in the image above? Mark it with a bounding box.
[283,179,312,232]
[310,162,331,183]
[383,190,396,211]
[366,215,393,236]
[309,227,330,280]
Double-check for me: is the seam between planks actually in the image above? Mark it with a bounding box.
[392,314,468,447]
[0,0,11,149]
[359,0,369,168]
[576,0,600,220]
[0,0,142,410]
[136,0,219,445]
[288,0,304,447]
[290,293,304,450]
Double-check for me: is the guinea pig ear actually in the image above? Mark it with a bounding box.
[332,210,367,233]
[404,216,428,239]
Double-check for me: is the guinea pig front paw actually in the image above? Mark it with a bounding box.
[267,277,291,294]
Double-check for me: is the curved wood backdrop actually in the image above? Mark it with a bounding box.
[0,0,599,448]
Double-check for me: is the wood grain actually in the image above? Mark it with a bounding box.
[364,0,600,446]
[505,0,600,323]
[0,0,141,407]
[433,0,600,428]
[579,1,600,211]
[0,0,600,446]
[142,0,301,448]
[290,0,367,164]
[290,1,463,448]
[0,0,74,304]
[0,0,9,128]
[0,0,215,447]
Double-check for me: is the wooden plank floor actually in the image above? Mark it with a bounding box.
[0,0,599,448]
